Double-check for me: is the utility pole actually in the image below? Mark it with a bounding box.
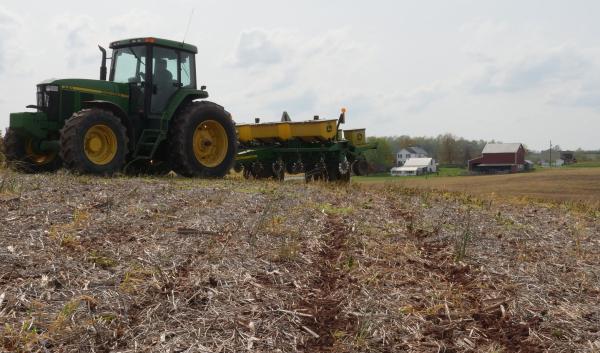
[549,140,552,167]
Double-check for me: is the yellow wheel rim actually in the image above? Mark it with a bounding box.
[84,124,118,165]
[193,120,228,168]
[25,139,56,165]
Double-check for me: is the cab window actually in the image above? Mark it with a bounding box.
[180,52,196,88]
[152,47,178,86]
[111,46,146,83]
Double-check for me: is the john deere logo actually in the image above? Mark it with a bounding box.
[326,124,333,132]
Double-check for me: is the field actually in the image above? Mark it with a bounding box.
[1,170,599,352]
[356,168,600,206]
[564,161,600,168]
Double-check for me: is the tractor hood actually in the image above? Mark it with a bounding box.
[39,78,129,99]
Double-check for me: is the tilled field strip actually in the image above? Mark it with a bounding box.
[298,215,357,351]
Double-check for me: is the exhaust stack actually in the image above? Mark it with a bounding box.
[98,45,107,81]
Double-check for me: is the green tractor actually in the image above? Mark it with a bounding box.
[4,37,237,176]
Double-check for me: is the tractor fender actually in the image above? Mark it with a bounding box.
[162,90,207,122]
[82,100,135,151]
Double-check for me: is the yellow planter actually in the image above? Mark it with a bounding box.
[237,119,337,143]
[344,129,366,146]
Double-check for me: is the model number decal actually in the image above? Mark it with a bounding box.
[62,86,129,98]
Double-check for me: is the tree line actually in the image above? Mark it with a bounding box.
[363,134,491,172]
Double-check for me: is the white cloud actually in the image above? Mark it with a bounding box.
[0,5,21,75]
[470,46,591,94]
[546,75,600,111]
[52,14,100,68]
[107,10,162,37]
[389,83,447,114]
[227,27,371,119]
[0,6,20,28]
[266,90,318,116]
[0,1,599,150]
[229,29,286,68]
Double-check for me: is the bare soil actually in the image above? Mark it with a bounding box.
[0,171,599,352]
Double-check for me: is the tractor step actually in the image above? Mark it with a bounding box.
[133,129,166,159]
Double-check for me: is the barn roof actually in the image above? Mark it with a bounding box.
[407,146,428,155]
[399,146,428,155]
[482,143,522,154]
[404,158,433,167]
[393,166,420,172]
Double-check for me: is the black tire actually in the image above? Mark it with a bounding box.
[252,161,274,179]
[272,161,285,181]
[323,157,350,183]
[3,128,61,173]
[285,163,294,174]
[242,166,253,179]
[327,166,350,183]
[168,101,237,178]
[233,162,243,173]
[303,163,315,182]
[304,162,326,182]
[352,159,369,176]
[60,109,128,175]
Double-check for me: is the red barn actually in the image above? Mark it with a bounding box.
[468,143,526,173]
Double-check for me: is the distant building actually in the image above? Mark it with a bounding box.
[525,160,535,170]
[391,157,437,176]
[541,159,565,167]
[560,151,576,164]
[468,143,526,173]
[539,149,564,163]
[396,146,428,166]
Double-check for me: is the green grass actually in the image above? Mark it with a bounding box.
[563,161,600,168]
[354,167,465,183]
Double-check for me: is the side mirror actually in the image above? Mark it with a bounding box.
[200,85,207,91]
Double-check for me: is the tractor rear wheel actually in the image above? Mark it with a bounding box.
[59,109,128,175]
[3,128,61,173]
[169,101,237,177]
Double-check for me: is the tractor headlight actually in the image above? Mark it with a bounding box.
[46,85,59,92]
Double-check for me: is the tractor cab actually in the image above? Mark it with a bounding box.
[107,37,205,119]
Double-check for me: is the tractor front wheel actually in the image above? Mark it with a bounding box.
[169,102,237,177]
[3,128,61,173]
[59,109,128,175]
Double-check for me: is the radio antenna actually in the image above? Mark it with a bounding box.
[182,8,195,44]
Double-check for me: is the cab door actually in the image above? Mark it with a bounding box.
[149,47,180,116]
[110,45,148,116]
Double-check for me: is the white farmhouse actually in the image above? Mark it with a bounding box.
[390,158,437,176]
[396,146,428,166]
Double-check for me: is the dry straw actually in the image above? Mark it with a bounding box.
[0,175,598,352]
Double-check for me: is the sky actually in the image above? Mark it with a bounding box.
[0,0,599,151]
